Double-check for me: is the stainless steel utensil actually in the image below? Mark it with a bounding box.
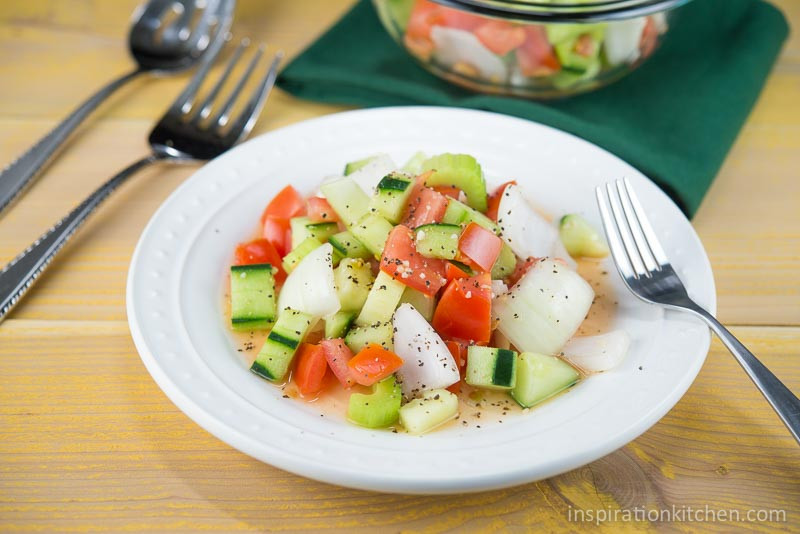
[0,0,235,216]
[0,38,282,324]
[597,178,800,443]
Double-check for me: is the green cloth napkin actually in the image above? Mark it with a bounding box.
[277,0,789,216]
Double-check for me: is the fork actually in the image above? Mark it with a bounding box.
[597,179,800,443]
[0,37,283,324]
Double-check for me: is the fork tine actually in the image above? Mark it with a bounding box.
[605,182,648,278]
[221,50,283,144]
[596,186,636,282]
[192,38,249,121]
[169,30,231,115]
[622,178,669,266]
[615,180,659,273]
[210,44,266,128]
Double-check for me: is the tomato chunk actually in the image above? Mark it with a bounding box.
[307,197,340,223]
[431,185,462,199]
[432,273,492,343]
[262,216,292,258]
[347,344,404,386]
[403,186,449,228]
[445,260,473,282]
[293,343,329,397]
[508,256,540,286]
[486,180,516,222]
[445,340,468,372]
[260,185,306,225]
[380,225,447,296]
[321,338,355,388]
[458,222,502,272]
[234,238,286,284]
[517,26,560,77]
[640,17,658,58]
[474,20,526,56]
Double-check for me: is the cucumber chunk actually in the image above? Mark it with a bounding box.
[345,321,394,353]
[355,271,406,326]
[491,243,517,280]
[369,172,415,223]
[334,258,375,312]
[282,237,322,273]
[230,264,276,330]
[320,176,370,227]
[398,286,436,322]
[329,231,372,261]
[350,213,394,256]
[306,222,339,243]
[559,214,609,258]
[465,346,518,390]
[414,223,461,260]
[325,310,356,339]
[399,389,459,434]
[289,216,313,250]
[347,375,402,428]
[250,308,315,381]
[443,198,498,233]
[511,352,580,408]
[421,154,488,212]
[402,151,428,174]
[344,155,376,176]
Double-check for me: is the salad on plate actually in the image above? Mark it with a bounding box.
[226,152,630,434]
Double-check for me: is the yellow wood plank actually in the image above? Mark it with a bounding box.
[0,323,797,532]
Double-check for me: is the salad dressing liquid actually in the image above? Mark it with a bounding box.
[224,259,616,432]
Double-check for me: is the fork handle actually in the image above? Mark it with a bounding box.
[0,68,144,216]
[0,153,162,324]
[694,308,800,443]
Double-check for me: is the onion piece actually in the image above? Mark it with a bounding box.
[562,330,631,372]
[392,303,460,398]
[348,154,397,196]
[277,243,341,319]
[431,26,508,82]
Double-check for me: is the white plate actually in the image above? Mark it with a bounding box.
[127,107,714,494]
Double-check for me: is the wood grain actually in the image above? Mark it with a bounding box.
[0,0,798,532]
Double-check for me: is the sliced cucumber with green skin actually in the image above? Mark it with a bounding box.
[414,223,461,260]
[290,216,313,250]
[421,154,488,212]
[559,214,609,258]
[329,231,372,260]
[250,308,315,381]
[347,375,402,428]
[466,346,518,390]
[443,198,498,234]
[355,271,406,326]
[320,176,370,227]
[230,264,276,331]
[306,222,339,243]
[399,389,459,434]
[282,237,321,273]
[334,258,375,312]
[344,155,376,176]
[369,172,414,223]
[511,352,580,408]
[399,286,436,321]
[491,243,517,280]
[325,310,356,339]
[350,212,394,257]
[402,151,428,174]
[344,321,394,353]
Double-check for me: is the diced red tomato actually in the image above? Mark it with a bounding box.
[403,186,449,228]
[307,197,340,223]
[474,20,526,56]
[293,343,329,397]
[458,222,502,272]
[403,33,435,61]
[486,180,516,221]
[440,5,484,31]
[445,261,472,281]
[432,273,492,343]
[640,17,658,58]
[262,216,292,258]
[381,225,447,296]
[260,185,306,225]
[574,34,598,57]
[445,340,468,372]
[407,0,445,40]
[431,185,462,199]
[347,344,404,386]
[234,238,286,284]
[517,26,560,77]
[320,338,355,388]
[508,256,540,286]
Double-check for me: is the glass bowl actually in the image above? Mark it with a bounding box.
[372,0,691,98]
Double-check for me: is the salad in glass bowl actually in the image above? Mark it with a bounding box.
[373,0,688,98]
[225,152,630,434]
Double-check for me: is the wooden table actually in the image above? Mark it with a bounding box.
[1,1,797,531]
